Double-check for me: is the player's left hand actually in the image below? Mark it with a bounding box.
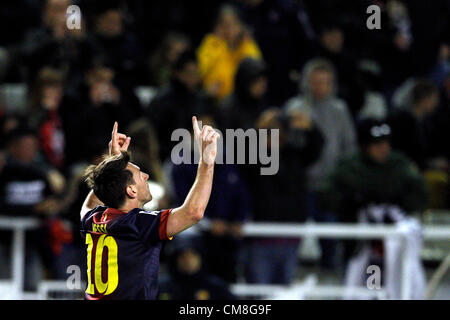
[192,116,219,166]
[109,122,131,156]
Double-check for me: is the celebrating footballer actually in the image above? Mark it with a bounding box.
[80,117,219,300]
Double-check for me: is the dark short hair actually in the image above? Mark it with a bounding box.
[83,151,135,209]
[5,125,37,148]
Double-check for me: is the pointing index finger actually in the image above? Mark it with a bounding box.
[192,116,201,137]
[112,121,118,141]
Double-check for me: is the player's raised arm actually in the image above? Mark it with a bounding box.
[80,122,131,219]
[166,116,219,237]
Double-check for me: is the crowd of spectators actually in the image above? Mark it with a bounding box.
[0,0,449,298]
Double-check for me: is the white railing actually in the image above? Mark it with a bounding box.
[230,275,388,300]
[239,222,450,300]
[0,216,449,300]
[0,217,40,299]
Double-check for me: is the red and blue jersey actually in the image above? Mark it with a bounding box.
[80,206,173,300]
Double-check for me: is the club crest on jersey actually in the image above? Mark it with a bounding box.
[92,223,107,233]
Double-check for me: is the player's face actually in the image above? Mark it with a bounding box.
[127,163,152,204]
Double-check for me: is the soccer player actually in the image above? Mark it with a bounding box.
[80,117,219,300]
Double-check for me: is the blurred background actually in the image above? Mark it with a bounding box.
[0,0,449,300]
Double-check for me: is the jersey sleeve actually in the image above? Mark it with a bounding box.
[80,205,107,232]
[134,209,173,243]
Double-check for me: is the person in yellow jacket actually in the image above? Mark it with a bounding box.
[197,5,262,100]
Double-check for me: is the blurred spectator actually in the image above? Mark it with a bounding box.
[0,126,72,290]
[88,1,146,88]
[28,67,66,170]
[171,115,251,282]
[126,119,165,186]
[429,44,450,88]
[284,58,357,269]
[312,24,359,115]
[21,0,72,82]
[243,107,324,284]
[235,0,316,105]
[360,0,414,95]
[422,73,450,209]
[158,239,236,300]
[387,79,440,170]
[284,58,357,191]
[220,58,268,130]
[318,118,428,263]
[0,127,55,216]
[62,62,141,165]
[197,4,262,100]
[427,72,450,164]
[146,51,213,162]
[20,0,92,86]
[148,32,191,88]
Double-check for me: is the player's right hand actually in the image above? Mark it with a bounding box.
[192,116,219,165]
[109,122,131,156]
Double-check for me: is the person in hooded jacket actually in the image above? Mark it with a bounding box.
[284,58,357,191]
[283,58,357,269]
[61,61,142,166]
[219,57,269,131]
[146,50,214,162]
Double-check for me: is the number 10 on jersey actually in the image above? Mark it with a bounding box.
[85,233,119,295]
